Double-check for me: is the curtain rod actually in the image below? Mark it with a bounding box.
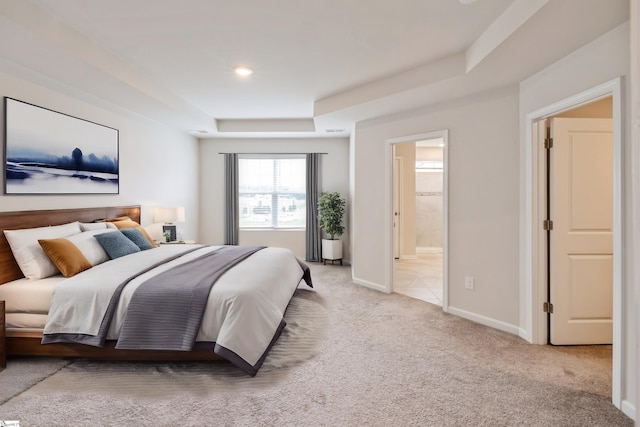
[218,152,328,155]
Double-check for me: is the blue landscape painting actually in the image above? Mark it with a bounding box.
[5,98,119,194]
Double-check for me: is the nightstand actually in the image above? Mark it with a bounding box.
[159,240,196,245]
[0,300,5,370]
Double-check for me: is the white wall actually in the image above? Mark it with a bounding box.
[353,86,520,328]
[198,137,350,261]
[416,170,443,249]
[416,146,444,249]
[0,70,200,240]
[519,22,635,418]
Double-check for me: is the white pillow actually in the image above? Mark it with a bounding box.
[79,222,106,231]
[4,222,82,280]
[65,229,116,266]
[79,222,118,231]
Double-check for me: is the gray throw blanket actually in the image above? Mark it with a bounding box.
[115,245,265,351]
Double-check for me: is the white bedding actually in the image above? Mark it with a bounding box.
[43,244,309,375]
[0,276,63,314]
[6,313,48,329]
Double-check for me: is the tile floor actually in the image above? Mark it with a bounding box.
[393,253,443,306]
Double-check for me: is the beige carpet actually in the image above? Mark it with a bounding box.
[0,357,70,405]
[0,264,633,426]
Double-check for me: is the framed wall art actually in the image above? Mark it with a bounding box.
[4,97,119,194]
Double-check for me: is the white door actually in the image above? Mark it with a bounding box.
[393,157,402,259]
[550,118,613,345]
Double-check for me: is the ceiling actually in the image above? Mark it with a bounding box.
[0,0,630,138]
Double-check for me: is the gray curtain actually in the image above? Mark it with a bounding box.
[224,153,239,245]
[306,153,321,262]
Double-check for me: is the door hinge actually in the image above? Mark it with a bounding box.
[543,302,554,313]
[543,219,553,231]
[544,137,553,149]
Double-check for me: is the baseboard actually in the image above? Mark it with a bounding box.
[312,259,351,266]
[416,247,443,254]
[447,306,521,336]
[352,276,389,294]
[621,399,636,421]
[518,327,532,343]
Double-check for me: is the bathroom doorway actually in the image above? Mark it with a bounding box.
[392,137,445,306]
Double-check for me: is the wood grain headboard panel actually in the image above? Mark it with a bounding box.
[0,206,140,285]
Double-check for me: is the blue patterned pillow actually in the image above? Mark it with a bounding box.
[120,227,154,250]
[94,231,141,259]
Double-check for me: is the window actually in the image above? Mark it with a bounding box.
[415,160,443,171]
[238,156,306,229]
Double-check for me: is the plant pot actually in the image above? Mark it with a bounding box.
[322,239,343,262]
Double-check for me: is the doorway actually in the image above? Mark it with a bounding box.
[386,130,449,311]
[524,79,622,408]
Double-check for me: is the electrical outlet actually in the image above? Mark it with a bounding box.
[465,276,474,290]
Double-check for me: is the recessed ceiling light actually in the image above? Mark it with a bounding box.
[233,66,253,76]
[459,0,479,4]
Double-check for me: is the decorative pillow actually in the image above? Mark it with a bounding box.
[100,216,132,223]
[94,231,141,259]
[4,222,82,279]
[65,230,114,265]
[80,222,114,231]
[38,238,92,278]
[109,219,139,229]
[120,227,154,250]
[110,219,158,247]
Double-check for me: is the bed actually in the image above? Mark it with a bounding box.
[0,205,312,376]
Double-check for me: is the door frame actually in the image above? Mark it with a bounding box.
[385,130,449,311]
[522,78,623,407]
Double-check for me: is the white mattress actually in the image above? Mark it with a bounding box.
[6,312,47,330]
[0,276,62,313]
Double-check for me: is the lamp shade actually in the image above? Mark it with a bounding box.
[152,207,185,224]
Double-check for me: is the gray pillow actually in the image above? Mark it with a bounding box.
[120,227,154,250]
[94,231,141,259]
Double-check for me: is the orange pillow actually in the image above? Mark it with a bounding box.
[38,238,92,278]
[110,220,157,247]
[105,216,132,222]
[95,216,131,223]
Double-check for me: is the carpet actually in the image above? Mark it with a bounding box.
[0,264,633,426]
[0,357,70,405]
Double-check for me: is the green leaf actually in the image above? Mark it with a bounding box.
[317,192,345,239]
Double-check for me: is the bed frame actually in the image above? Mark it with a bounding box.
[0,206,221,362]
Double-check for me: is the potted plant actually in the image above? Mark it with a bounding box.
[317,192,346,264]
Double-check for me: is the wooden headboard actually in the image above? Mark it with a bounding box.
[0,205,140,285]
